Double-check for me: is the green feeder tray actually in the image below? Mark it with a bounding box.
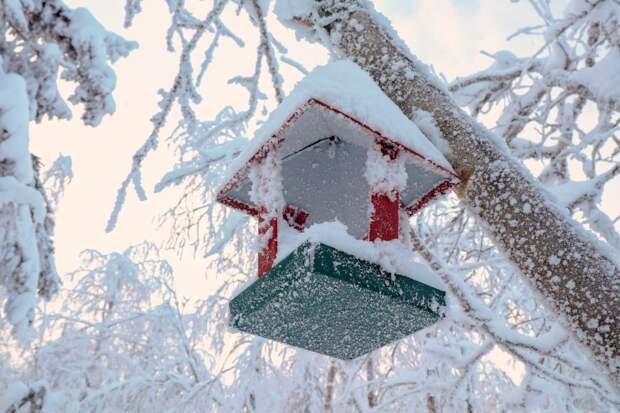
[229,241,446,359]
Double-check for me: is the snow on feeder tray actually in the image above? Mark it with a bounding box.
[217,61,461,359]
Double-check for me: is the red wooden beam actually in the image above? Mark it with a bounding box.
[257,205,308,277]
[369,141,400,242]
[257,213,278,277]
[405,179,459,216]
[369,192,399,241]
[284,205,309,231]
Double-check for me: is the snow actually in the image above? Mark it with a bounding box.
[6,202,42,341]
[276,221,445,290]
[412,109,452,157]
[364,144,407,195]
[571,48,620,103]
[1,0,618,409]
[564,0,619,22]
[0,69,46,342]
[0,73,34,183]
[548,255,560,266]
[547,179,597,208]
[219,60,454,192]
[0,70,42,217]
[488,319,568,353]
[248,148,285,216]
[2,1,136,127]
[66,8,122,125]
[0,177,46,224]
[0,381,29,412]
[451,50,520,109]
[273,0,317,42]
[273,0,314,23]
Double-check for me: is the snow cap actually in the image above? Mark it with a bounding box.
[218,60,458,234]
[227,61,454,175]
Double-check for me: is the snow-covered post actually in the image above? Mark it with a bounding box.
[277,0,620,384]
[249,143,284,276]
[365,141,405,241]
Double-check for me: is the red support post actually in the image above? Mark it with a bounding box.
[369,193,400,241]
[257,213,278,277]
[369,141,400,242]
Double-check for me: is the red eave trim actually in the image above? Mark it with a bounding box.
[217,196,259,216]
[216,97,462,216]
[215,139,277,206]
[405,179,460,216]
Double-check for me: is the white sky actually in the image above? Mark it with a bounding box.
[30,0,618,300]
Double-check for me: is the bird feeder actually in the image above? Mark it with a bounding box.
[217,61,460,359]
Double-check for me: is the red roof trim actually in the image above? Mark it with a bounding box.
[216,98,462,217]
[218,196,260,216]
[216,138,277,204]
[405,179,460,216]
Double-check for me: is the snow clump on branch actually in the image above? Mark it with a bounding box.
[0,71,45,342]
[1,0,137,126]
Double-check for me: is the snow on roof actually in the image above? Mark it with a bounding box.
[219,61,455,193]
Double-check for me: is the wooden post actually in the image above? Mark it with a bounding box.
[369,192,399,241]
[250,144,283,278]
[369,142,400,241]
[257,211,277,277]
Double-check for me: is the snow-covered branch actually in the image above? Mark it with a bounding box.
[0,0,136,343]
[1,0,137,125]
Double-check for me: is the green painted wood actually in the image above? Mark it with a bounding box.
[229,242,446,359]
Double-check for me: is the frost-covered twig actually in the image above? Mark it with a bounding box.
[410,224,618,404]
[106,0,228,232]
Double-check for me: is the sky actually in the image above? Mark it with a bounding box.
[30,0,619,303]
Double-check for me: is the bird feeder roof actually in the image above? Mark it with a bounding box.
[217,61,459,235]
